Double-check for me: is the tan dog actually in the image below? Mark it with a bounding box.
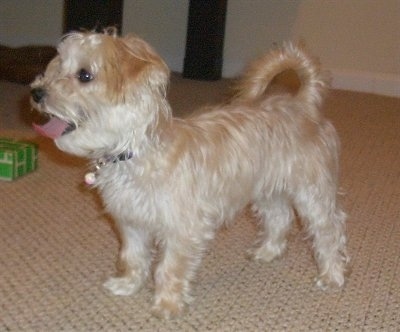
[31,28,348,319]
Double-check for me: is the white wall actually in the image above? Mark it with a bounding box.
[122,0,189,73]
[0,0,398,96]
[0,0,63,46]
[224,0,400,97]
[291,0,400,97]
[224,0,300,76]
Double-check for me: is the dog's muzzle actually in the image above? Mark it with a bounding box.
[30,87,77,139]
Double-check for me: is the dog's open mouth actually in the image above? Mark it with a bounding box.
[33,116,76,139]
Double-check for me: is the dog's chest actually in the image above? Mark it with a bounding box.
[96,163,165,227]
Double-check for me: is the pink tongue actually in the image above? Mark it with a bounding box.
[33,117,70,139]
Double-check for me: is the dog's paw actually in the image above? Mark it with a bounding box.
[315,270,347,291]
[247,242,286,263]
[151,298,186,320]
[315,257,351,290]
[103,276,142,296]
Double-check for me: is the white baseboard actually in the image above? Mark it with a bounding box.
[330,69,400,98]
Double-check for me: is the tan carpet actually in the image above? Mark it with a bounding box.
[0,77,399,331]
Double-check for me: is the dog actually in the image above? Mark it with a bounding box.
[30,28,348,319]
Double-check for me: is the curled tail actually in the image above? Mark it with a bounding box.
[235,42,329,112]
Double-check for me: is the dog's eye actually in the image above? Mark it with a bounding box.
[77,69,94,83]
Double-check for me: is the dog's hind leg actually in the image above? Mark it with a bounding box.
[293,187,349,289]
[249,194,294,262]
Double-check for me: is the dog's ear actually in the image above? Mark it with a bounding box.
[119,35,169,82]
[121,35,163,65]
[91,33,168,103]
[117,35,172,129]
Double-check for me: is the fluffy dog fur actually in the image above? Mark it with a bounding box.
[30,28,348,319]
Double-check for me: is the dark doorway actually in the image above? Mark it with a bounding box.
[183,0,227,81]
[63,0,123,34]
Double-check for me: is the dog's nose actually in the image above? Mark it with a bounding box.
[31,88,46,103]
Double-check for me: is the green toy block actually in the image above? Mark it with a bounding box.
[0,138,38,181]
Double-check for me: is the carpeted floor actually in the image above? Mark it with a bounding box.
[0,77,399,331]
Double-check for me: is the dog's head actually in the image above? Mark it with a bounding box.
[31,28,171,159]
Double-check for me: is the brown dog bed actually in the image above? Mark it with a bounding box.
[0,45,57,85]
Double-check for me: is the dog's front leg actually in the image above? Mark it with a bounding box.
[104,225,152,296]
[151,236,206,319]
